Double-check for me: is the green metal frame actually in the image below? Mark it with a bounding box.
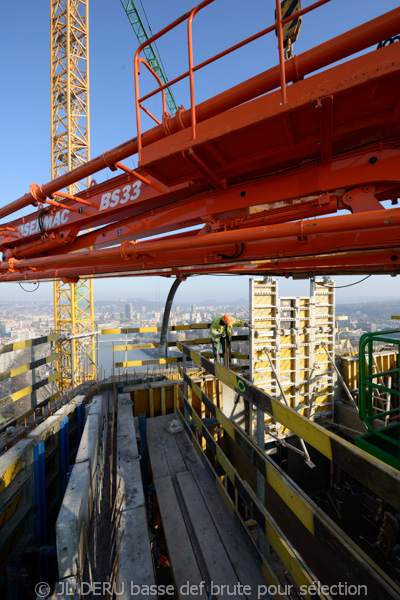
[120,0,177,116]
[357,330,400,469]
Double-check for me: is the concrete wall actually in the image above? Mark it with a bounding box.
[115,393,156,600]
[56,394,107,579]
[0,395,85,596]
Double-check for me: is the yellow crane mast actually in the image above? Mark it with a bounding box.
[50,0,95,390]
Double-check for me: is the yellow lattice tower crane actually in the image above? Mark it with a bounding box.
[50,0,95,390]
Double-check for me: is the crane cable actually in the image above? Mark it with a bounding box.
[139,0,170,82]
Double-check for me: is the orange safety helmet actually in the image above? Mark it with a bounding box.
[222,314,234,327]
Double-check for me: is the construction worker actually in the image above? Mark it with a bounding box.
[210,314,248,364]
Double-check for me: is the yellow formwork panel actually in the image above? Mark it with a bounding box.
[0,458,21,491]
[0,457,23,533]
[250,278,335,440]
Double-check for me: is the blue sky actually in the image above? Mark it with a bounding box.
[1,0,399,303]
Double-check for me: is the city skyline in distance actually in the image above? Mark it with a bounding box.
[3,272,400,305]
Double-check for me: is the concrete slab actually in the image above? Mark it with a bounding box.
[75,413,100,511]
[56,461,91,578]
[27,415,63,441]
[115,393,153,597]
[116,506,156,600]
[117,456,144,512]
[118,393,132,406]
[50,576,80,600]
[0,439,33,476]
[117,395,142,511]
[86,394,105,437]
[53,395,85,419]
[75,413,100,476]
[86,394,104,418]
[71,394,85,405]
[117,402,138,453]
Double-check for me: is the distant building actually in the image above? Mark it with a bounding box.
[125,303,133,319]
[0,323,11,337]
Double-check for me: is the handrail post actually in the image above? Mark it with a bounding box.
[183,354,189,421]
[187,7,201,140]
[275,0,288,104]
[134,50,142,160]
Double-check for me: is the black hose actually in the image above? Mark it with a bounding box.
[159,278,185,358]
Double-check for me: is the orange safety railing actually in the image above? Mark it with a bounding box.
[133,0,332,160]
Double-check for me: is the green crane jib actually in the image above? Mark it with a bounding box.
[120,0,178,116]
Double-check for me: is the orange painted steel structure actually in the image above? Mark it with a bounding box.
[0,1,400,284]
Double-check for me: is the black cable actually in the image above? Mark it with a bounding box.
[310,274,372,289]
[219,243,245,260]
[38,209,48,238]
[139,0,171,85]
[377,35,400,49]
[18,282,40,292]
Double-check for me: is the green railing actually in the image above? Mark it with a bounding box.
[357,330,400,469]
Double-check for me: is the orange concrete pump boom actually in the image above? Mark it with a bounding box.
[0,0,400,283]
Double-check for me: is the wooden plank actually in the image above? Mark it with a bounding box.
[176,470,241,594]
[161,387,166,415]
[149,388,154,418]
[146,418,169,480]
[175,407,332,600]
[154,475,207,600]
[153,415,187,477]
[156,413,202,472]
[117,505,157,599]
[191,465,264,600]
[180,377,400,599]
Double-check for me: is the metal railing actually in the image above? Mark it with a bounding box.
[175,341,400,600]
[358,330,400,454]
[102,322,249,378]
[133,0,332,159]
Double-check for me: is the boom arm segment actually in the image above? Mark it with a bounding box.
[1,3,400,283]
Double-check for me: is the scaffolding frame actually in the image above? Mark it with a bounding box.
[50,0,95,390]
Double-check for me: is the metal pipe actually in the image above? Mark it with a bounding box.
[322,342,358,410]
[264,348,315,467]
[3,201,398,273]
[3,207,398,271]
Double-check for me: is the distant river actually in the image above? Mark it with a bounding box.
[98,336,171,378]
